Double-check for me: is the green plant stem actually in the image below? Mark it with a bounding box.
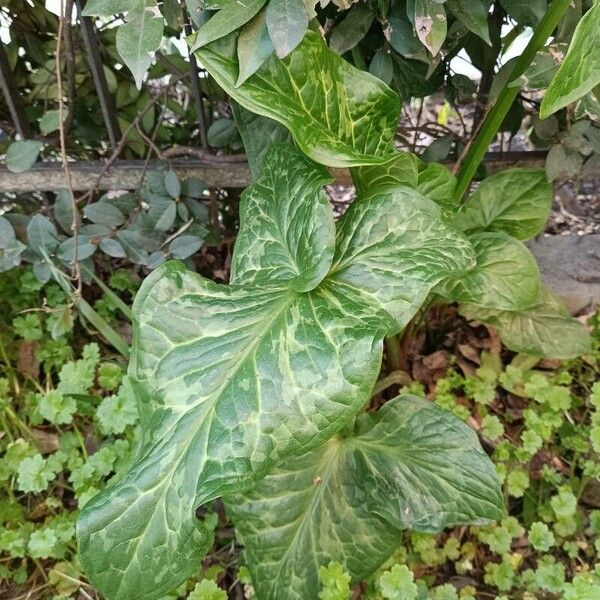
[453,0,572,201]
[385,335,402,371]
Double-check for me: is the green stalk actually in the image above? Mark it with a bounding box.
[454,0,571,202]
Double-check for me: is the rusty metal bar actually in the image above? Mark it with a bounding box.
[0,43,32,138]
[76,0,121,149]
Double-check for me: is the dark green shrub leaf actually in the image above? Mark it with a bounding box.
[439,232,540,311]
[192,0,267,50]
[408,0,447,56]
[195,31,400,166]
[84,202,126,228]
[237,10,274,85]
[6,140,44,173]
[422,133,454,162]
[266,0,308,58]
[181,177,208,199]
[499,0,545,27]
[456,169,552,240]
[115,0,164,89]
[76,145,474,600]
[53,190,80,234]
[368,50,394,85]
[81,0,129,16]
[226,395,503,600]
[446,0,491,44]
[207,118,238,147]
[27,215,59,255]
[329,3,374,55]
[461,285,591,359]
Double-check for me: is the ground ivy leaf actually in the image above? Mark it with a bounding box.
[438,232,540,311]
[455,168,552,241]
[195,31,400,167]
[77,146,473,600]
[461,285,591,359]
[541,1,600,118]
[225,395,503,600]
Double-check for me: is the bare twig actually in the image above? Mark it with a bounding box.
[56,0,81,295]
[62,0,76,134]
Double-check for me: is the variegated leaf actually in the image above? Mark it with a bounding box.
[77,145,474,600]
[194,31,400,167]
[226,395,503,600]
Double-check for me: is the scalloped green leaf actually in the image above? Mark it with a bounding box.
[540,1,600,118]
[226,395,503,600]
[439,232,540,311]
[461,285,591,359]
[456,168,552,241]
[77,145,474,600]
[194,31,400,167]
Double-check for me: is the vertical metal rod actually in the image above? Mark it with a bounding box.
[75,0,121,149]
[185,20,209,149]
[0,43,32,138]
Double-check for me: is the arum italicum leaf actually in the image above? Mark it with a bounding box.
[439,232,540,311]
[194,31,400,167]
[455,168,552,241]
[226,395,504,600]
[77,145,475,600]
[461,285,591,359]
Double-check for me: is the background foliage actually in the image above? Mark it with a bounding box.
[1,0,600,598]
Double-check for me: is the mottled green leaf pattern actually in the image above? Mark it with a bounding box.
[77,145,474,600]
[456,169,552,241]
[461,285,591,359]
[226,395,503,600]
[439,232,540,311]
[195,31,400,166]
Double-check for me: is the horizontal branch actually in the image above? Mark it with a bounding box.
[0,151,550,194]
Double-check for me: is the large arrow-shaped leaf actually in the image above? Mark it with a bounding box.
[77,145,474,600]
[461,285,591,359]
[226,395,503,600]
[195,31,400,167]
